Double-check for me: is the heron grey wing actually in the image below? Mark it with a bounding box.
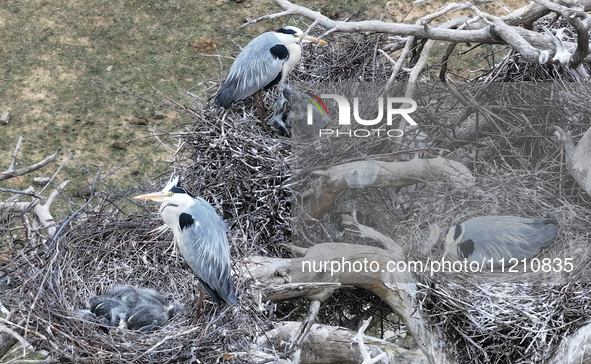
[467,217,559,264]
[506,219,559,259]
[215,32,285,106]
[177,199,235,302]
[126,304,169,331]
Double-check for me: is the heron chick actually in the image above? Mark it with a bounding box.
[443,216,559,268]
[89,286,181,331]
[135,177,237,305]
[214,26,326,107]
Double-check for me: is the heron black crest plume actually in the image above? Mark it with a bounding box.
[135,177,237,304]
[214,26,326,108]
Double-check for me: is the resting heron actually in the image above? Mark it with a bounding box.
[214,26,326,111]
[443,216,559,268]
[135,177,237,305]
[89,286,180,332]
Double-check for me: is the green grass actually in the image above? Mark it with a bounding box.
[0,0,283,197]
[0,0,527,201]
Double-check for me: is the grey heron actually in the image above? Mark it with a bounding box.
[107,285,171,308]
[89,296,128,328]
[214,26,326,108]
[443,216,559,268]
[135,177,237,305]
[126,304,173,332]
[89,286,181,331]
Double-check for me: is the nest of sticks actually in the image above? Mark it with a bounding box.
[2,25,591,364]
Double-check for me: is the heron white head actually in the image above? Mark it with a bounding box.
[134,177,237,304]
[134,176,191,203]
[134,176,197,229]
[273,26,327,45]
[443,223,464,260]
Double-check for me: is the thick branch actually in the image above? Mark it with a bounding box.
[533,0,590,68]
[263,0,591,64]
[253,321,426,364]
[304,157,473,220]
[245,243,455,364]
[30,181,68,237]
[0,181,68,238]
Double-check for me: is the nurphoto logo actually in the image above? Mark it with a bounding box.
[305,94,417,138]
[304,93,329,117]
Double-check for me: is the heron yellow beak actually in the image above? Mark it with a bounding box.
[134,192,171,202]
[300,35,327,44]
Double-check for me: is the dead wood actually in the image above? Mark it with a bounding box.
[304,157,473,220]
[0,136,60,182]
[245,241,455,364]
[254,321,426,364]
[245,0,591,68]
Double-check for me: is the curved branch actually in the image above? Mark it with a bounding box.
[0,137,60,182]
[250,0,591,65]
[303,157,474,220]
[245,243,456,364]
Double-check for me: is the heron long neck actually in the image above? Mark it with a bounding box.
[281,43,302,83]
[160,197,195,234]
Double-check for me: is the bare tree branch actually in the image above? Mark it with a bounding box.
[242,0,591,66]
[0,137,60,182]
[303,157,474,220]
[245,242,455,364]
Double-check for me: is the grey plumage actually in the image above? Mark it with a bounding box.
[214,26,325,107]
[444,216,559,267]
[135,177,237,304]
[126,304,172,332]
[89,286,181,331]
[107,285,169,307]
[174,196,236,304]
[215,31,287,107]
[89,296,128,327]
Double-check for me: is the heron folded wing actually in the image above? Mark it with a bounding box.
[216,32,285,106]
[177,198,236,304]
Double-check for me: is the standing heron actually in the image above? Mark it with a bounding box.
[214,26,326,109]
[135,177,237,305]
[443,216,559,268]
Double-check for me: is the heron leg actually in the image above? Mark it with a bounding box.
[253,90,270,130]
[191,286,206,324]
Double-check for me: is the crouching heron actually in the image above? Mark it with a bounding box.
[135,177,237,305]
[89,286,180,332]
[214,26,326,122]
[443,216,559,268]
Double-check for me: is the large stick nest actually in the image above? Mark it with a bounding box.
[2,22,591,364]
